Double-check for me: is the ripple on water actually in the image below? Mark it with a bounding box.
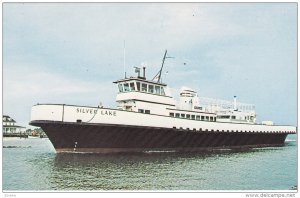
[3,138,297,191]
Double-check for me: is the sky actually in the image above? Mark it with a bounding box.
[2,3,297,127]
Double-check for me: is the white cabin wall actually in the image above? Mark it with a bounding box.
[192,96,200,108]
[31,104,297,134]
[179,96,193,111]
[134,101,171,116]
[116,92,176,107]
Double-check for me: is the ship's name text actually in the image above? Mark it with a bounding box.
[76,108,116,116]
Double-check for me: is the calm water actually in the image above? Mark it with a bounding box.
[2,135,297,191]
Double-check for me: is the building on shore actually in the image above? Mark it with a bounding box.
[26,127,48,138]
[3,115,26,136]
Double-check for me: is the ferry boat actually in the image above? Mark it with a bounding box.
[29,51,297,153]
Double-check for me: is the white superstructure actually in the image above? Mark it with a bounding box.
[112,66,259,126]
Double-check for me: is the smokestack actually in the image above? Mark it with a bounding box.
[134,67,141,78]
[143,67,146,79]
[233,96,237,111]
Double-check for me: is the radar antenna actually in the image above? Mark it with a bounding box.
[152,50,173,83]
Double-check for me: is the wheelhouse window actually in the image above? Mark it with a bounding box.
[148,85,154,93]
[130,82,135,91]
[145,110,150,114]
[175,113,180,118]
[141,83,147,92]
[132,81,166,96]
[138,109,144,113]
[155,86,160,95]
[191,115,195,120]
[186,114,190,119]
[118,84,124,92]
[181,114,185,118]
[170,113,174,117]
[196,115,200,120]
[161,87,165,95]
[124,83,130,92]
[136,82,140,91]
[201,116,205,121]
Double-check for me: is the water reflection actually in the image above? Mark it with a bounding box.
[53,149,255,168]
[50,149,264,190]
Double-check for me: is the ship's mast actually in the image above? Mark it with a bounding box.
[153,50,172,83]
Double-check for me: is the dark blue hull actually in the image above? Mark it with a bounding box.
[30,121,289,153]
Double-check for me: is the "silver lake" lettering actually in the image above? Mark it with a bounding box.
[76,108,116,116]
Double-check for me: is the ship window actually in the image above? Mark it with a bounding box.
[219,116,230,119]
[170,113,174,117]
[118,84,124,92]
[201,116,205,120]
[138,109,144,113]
[148,85,154,93]
[186,114,190,119]
[175,113,180,118]
[232,116,236,120]
[141,83,147,92]
[130,82,135,91]
[155,86,160,95]
[206,116,209,120]
[197,106,201,110]
[181,114,185,118]
[191,115,195,120]
[196,115,200,120]
[136,82,140,91]
[124,83,130,92]
[145,110,150,114]
[210,117,214,121]
[161,87,165,95]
